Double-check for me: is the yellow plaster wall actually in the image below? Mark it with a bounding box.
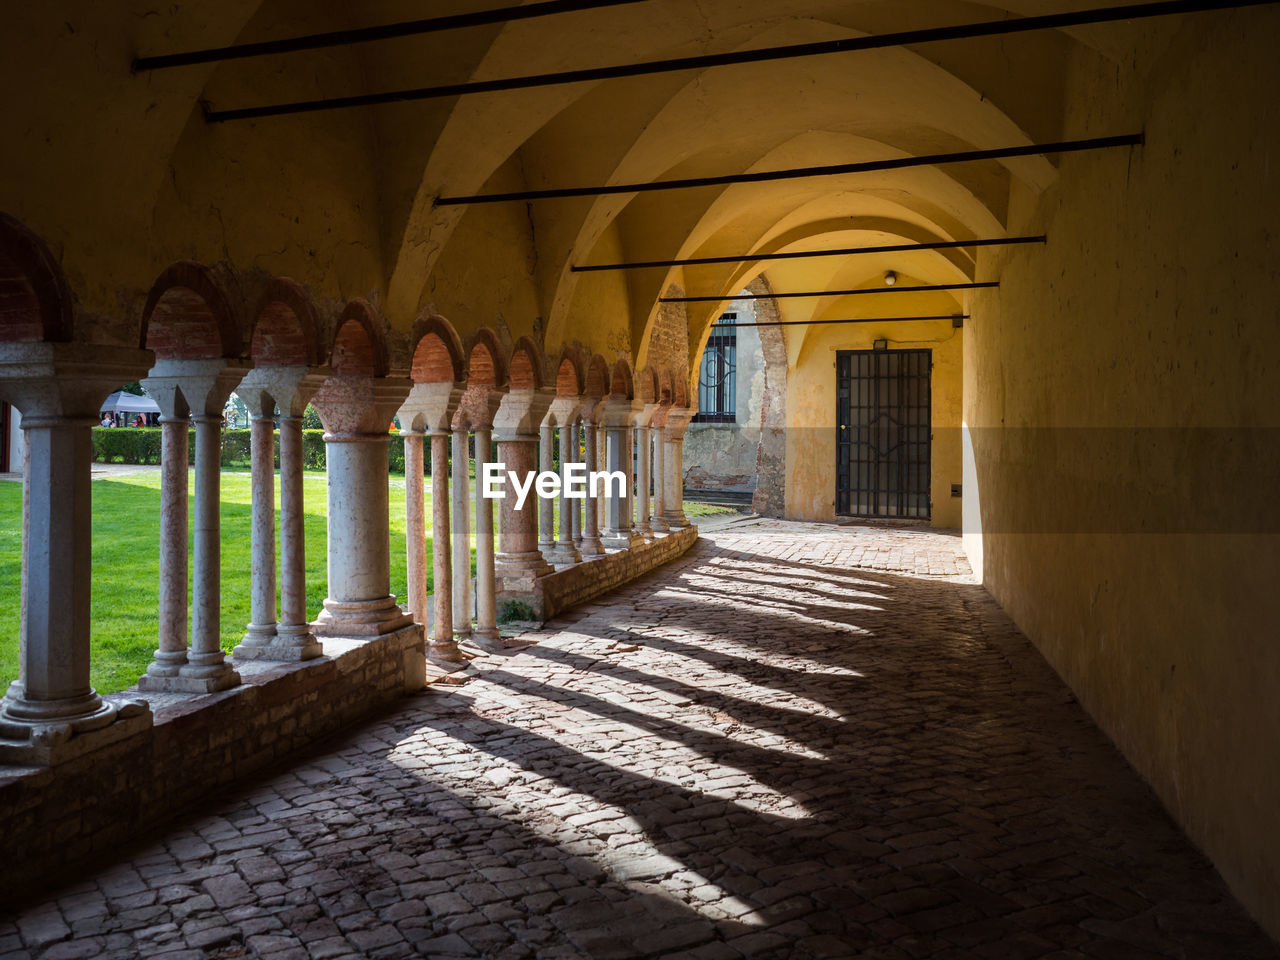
[784,289,963,528]
[964,10,1280,940]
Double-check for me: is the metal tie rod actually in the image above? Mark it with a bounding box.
[135,0,648,72]
[203,0,1279,122]
[574,235,1046,273]
[661,282,999,302]
[715,315,969,328]
[438,135,1141,205]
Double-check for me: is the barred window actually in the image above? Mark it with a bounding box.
[693,314,736,423]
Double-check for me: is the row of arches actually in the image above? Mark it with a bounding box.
[0,213,700,764]
[136,257,689,409]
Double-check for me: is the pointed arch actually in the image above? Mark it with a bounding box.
[410,314,465,383]
[141,261,240,360]
[555,345,585,397]
[330,298,387,378]
[509,335,544,391]
[609,359,635,400]
[250,278,320,367]
[464,327,506,388]
[0,212,73,344]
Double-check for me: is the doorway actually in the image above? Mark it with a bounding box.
[836,349,931,518]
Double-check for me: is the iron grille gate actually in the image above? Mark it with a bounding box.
[836,349,932,518]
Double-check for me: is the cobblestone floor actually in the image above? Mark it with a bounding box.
[3,520,1277,959]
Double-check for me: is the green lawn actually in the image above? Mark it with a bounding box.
[0,470,733,695]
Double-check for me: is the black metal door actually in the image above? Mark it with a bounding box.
[836,349,931,518]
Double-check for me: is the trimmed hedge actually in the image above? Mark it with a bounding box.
[91,427,424,474]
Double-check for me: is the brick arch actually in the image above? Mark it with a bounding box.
[673,377,689,408]
[556,348,584,397]
[250,278,320,367]
[141,262,240,360]
[636,367,658,405]
[410,315,465,383]
[609,359,634,400]
[0,212,73,343]
[508,336,544,390]
[657,367,674,404]
[584,354,609,398]
[330,299,387,378]
[464,328,506,388]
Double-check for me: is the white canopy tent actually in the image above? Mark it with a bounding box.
[99,391,161,415]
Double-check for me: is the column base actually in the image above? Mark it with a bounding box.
[650,516,670,534]
[428,637,468,668]
[313,596,415,637]
[602,530,644,550]
[0,690,152,766]
[635,522,654,542]
[496,550,555,582]
[138,664,241,694]
[579,535,606,557]
[233,636,324,662]
[548,543,582,565]
[663,512,691,530]
[465,628,514,654]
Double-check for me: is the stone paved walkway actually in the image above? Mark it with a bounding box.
[3,520,1277,959]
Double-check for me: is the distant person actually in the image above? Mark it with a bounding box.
[135,415,147,428]
[100,414,114,428]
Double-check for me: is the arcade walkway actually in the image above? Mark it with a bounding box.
[2,522,1275,960]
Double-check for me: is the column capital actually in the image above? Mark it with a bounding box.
[452,384,506,432]
[630,401,659,428]
[577,395,607,425]
[237,365,327,418]
[399,380,465,434]
[0,341,154,420]
[600,395,643,428]
[311,374,412,434]
[493,387,554,439]
[143,357,249,418]
[664,405,696,441]
[543,393,583,429]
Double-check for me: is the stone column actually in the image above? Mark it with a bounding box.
[402,429,428,624]
[242,410,278,646]
[494,388,554,600]
[399,379,465,664]
[601,397,642,549]
[579,409,605,557]
[451,427,472,639]
[537,421,555,560]
[429,430,462,662]
[570,422,584,548]
[473,426,498,644]
[275,413,321,656]
[663,406,695,530]
[311,375,414,637]
[140,359,245,692]
[234,367,323,661]
[635,424,652,539]
[555,424,582,562]
[148,410,189,680]
[0,343,152,765]
[650,405,671,534]
[186,413,237,687]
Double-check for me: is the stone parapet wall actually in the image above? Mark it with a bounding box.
[509,526,698,621]
[0,625,424,906]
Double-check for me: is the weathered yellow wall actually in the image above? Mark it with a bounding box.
[784,287,963,527]
[965,10,1280,940]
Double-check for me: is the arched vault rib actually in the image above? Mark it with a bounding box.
[386,1,1093,331]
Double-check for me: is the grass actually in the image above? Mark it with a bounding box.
[0,468,728,695]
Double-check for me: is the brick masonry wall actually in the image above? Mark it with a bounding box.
[0,625,424,906]
[531,527,699,620]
